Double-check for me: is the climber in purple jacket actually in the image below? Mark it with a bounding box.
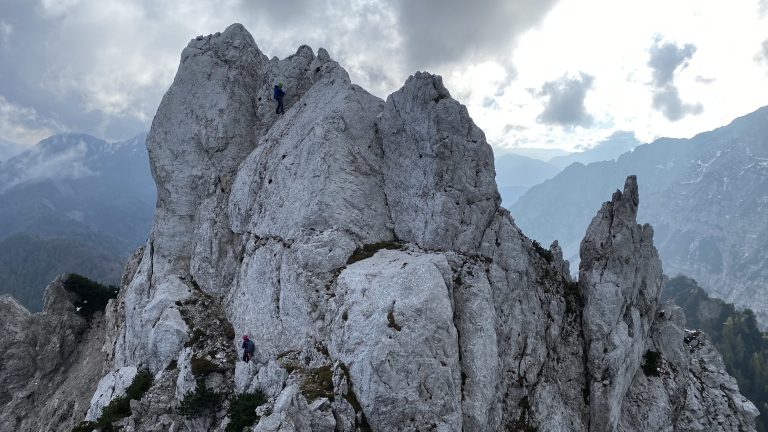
[241,335,255,362]
[274,83,285,114]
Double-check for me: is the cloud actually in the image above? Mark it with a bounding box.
[646,40,702,121]
[0,19,11,47]
[651,87,703,121]
[648,41,696,87]
[536,73,594,127]
[0,0,562,145]
[0,95,60,146]
[0,0,181,143]
[758,39,768,64]
[394,0,558,71]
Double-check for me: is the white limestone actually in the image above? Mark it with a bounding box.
[0,23,757,432]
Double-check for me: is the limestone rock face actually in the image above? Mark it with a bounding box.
[0,276,108,432]
[329,250,461,431]
[579,176,664,431]
[381,72,499,253]
[622,305,760,431]
[0,23,757,432]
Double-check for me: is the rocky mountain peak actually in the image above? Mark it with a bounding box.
[0,24,757,432]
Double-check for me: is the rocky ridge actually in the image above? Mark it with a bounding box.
[510,106,768,328]
[0,24,758,431]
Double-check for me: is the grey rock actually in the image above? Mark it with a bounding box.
[579,176,664,431]
[1,23,756,432]
[0,276,108,432]
[329,249,461,431]
[86,366,138,420]
[254,384,314,432]
[381,72,500,254]
[621,308,759,431]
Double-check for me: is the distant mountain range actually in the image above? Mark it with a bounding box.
[511,106,768,327]
[547,131,640,169]
[0,133,155,311]
[494,131,640,206]
[494,153,560,205]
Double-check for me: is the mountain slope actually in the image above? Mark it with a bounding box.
[548,130,640,169]
[0,233,123,311]
[0,133,155,310]
[511,106,768,326]
[494,153,560,205]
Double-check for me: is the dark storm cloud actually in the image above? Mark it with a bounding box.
[537,73,594,127]
[646,40,702,121]
[0,0,560,144]
[0,0,178,143]
[394,0,559,72]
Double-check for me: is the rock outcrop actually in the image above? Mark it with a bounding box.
[0,276,110,432]
[0,23,757,432]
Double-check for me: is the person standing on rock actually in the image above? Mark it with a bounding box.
[274,82,286,114]
[241,335,255,362]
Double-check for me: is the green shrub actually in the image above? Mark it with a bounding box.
[179,380,223,417]
[225,390,267,432]
[531,240,554,264]
[125,370,153,400]
[642,350,662,377]
[191,356,222,377]
[63,273,119,318]
[98,396,131,427]
[77,369,153,431]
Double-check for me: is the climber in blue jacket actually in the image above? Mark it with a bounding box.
[274,82,285,114]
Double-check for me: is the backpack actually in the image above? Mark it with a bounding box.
[246,339,255,353]
[273,85,284,100]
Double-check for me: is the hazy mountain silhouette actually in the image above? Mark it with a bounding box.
[0,133,155,310]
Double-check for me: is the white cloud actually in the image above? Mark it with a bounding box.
[40,0,82,17]
[0,0,561,144]
[0,20,11,47]
[477,0,768,151]
[0,95,60,146]
[537,73,594,127]
[0,0,766,154]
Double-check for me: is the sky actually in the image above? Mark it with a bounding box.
[0,0,767,157]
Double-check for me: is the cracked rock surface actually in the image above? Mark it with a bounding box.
[0,23,757,432]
